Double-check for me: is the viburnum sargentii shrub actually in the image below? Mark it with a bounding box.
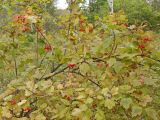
[0,1,160,120]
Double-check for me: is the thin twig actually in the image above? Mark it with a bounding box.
[108,30,116,58]
[36,31,39,64]
[43,66,69,80]
[39,52,48,67]
[70,71,102,88]
[14,57,18,77]
[33,24,50,44]
[12,35,18,77]
[42,60,84,80]
[145,56,160,63]
[51,64,63,73]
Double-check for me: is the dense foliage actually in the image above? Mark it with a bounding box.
[0,0,160,119]
[84,0,160,31]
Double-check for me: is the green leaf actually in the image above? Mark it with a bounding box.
[113,61,124,73]
[61,99,70,106]
[107,58,116,66]
[30,111,46,120]
[72,108,82,117]
[101,88,109,96]
[3,95,13,101]
[39,103,48,110]
[97,95,104,100]
[59,107,69,118]
[27,16,38,23]
[82,109,92,120]
[26,80,36,91]
[145,108,158,120]
[80,104,88,111]
[13,118,28,120]
[85,97,93,104]
[47,86,55,95]
[103,38,112,49]
[139,95,152,107]
[105,99,115,109]
[54,48,62,57]
[120,98,132,110]
[132,106,142,117]
[76,94,86,100]
[2,107,12,118]
[75,88,85,92]
[119,85,132,93]
[25,80,37,96]
[95,109,105,120]
[79,63,90,74]
[110,87,119,96]
[37,80,52,91]
[35,114,46,120]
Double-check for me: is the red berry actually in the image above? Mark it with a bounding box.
[124,23,128,27]
[79,28,85,32]
[138,44,145,49]
[80,19,85,24]
[143,37,151,42]
[23,107,32,112]
[13,15,20,22]
[10,99,16,105]
[24,21,29,25]
[64,95,72,101]
[66,96,72,101]
[22,26,30,32]
[14,14,27,24]
[97,63,103,69]
[68,64,76,69]
[64,95,68,98]
[44,43,52,52]
[106,64,109,67]
[21,17,25,23]
[92,103,97,109]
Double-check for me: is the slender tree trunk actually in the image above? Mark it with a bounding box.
[122,0,126,12]
[107,0,114,14]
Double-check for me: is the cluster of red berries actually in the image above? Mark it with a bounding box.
[121,23,128,28]
[143,37,152,43]
[14,15,26,23]
[111,20,128,28]
[79,19,85,32]
[13,14,30,32]
[138,44,145,49]
[79,28,93,33]
[64,95,72,101]
[68,64,76,69]
[23,107,32,112]
[138,37,152,50]
[79,19,93,33]
[92,103,97,109]
[44,43,52,52]
[79,28,86,32]
[80,19,85,25]
[10,99,32,113]
[10,99,17,105]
